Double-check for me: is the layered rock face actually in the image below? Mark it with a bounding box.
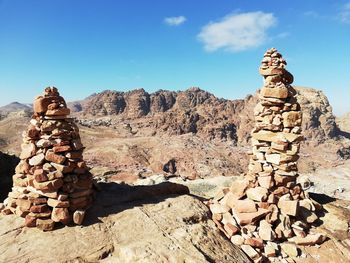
[1,87,93,231]
[208,49,325,261]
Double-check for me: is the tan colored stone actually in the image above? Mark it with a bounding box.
[282,111,302,127]
[278,199,299,216]
[73,210,85,225]
[229,179,249,199]
[258,220,276,241]
[52,207,70,224]
[265,154,281,165]
[241,245,259,260]
[258,176,273,189]
[29,153,45,166]
[234,199,257,213]
[246,187,268,202]
[33,178,63,192]
[20,143,37,159]
[36,218,55,231]
[230,235,245,246]
[290,233,326,245]
[281,243,298,258]
[261,86,288,99]
[47,198,70,208]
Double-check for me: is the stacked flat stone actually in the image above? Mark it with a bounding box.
[207,48,325,262]
[2,87,93,231]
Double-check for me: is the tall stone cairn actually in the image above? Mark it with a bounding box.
[2,87,93,231]
[207,48,326,262]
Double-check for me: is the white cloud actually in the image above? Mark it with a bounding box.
[164,16,187,26]
[338,2,350,23]
[197,11,277,52]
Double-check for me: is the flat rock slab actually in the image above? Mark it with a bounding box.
[0,182,250,263]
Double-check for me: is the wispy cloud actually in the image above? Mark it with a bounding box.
[197,11,277,52]
[338,2,350,24]
[164,16,187,26]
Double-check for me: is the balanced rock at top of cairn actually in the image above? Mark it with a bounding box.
[1,87,93,231]
[207,48,326,261]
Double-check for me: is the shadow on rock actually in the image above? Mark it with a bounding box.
[84,181,190,226]
[0,152,20,202]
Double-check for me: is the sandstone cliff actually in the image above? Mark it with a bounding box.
[70,87,340,144]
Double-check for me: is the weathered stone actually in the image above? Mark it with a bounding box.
[224,223,239,237]
[73,210,85,225]
[53,145,72,153]
[47,198,70,208]
[33,178,63,192]
[261,86,288,99]
[24,215,37,227]
[20,143,37,159]
[52,207,70,224]
[278,199,299,216]
[258,176,273,189]
[234,199,257,213]
[282,111,302,127]
[241,245,259,260]
[281,243,298,258]
[229,179,249,199]
[244,238,264,249]
[246,187,268,202]
[29,153,45,166]
[209,203,230,214]
[233,208,270,226]
[230,235,245,246]
[46,108,70,116]
[36,218,55,231]
[45,150,66,164]
[258,220,276,241]
[290,233,326,245]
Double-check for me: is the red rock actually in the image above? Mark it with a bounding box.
[30,204,49,213]
[33,96,52,113]
[25,215,37,227]
[45,150,66,164]
[223,223,239,237]
[46,108,70,116]
[244,238,264,249]
[53,145,72,153]
[233,208,270,226]
[34,169,48,182]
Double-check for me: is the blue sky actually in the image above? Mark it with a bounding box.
[0,0,349,115]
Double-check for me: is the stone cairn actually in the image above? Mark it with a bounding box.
[1,87,93,231]
[207,48,325,262]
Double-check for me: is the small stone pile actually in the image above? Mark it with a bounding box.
[207,48,326,262]
[1,87,93,231]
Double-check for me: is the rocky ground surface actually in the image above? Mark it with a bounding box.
[0,181,250,263]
